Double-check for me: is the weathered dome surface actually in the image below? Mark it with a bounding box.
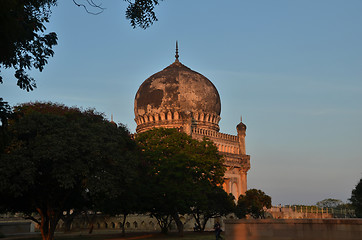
[134,60,221,133]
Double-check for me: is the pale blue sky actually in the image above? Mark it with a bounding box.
[2,0,362,205]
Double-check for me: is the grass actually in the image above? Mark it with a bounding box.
[3,231,222,240]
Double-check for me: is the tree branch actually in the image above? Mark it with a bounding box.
[23,214,41,225]
[73,0,105,15]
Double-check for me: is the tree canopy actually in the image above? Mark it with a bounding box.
[0,102,139,240]
[0,0,162,92]
[0,0,58,91]
[316,198,344,209]
[235,189,272,219]
[135,128,225,234]
[350,178,362,217]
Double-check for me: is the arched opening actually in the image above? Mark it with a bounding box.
[160,113,165,121]
[149,221,155,229]
[232,182,239,199]
[167,112,172,120]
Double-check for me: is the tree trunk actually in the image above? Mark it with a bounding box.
[85,211,96,234]
[40,214,52,240]
[172,213,184,237]
[201,216,209,231]
[154,214,172,234]
[37,207,61,240]
[121,214,128,237]
[192,212,202,232]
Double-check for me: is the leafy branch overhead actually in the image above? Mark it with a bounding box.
[0,0,58,91]
[125,0,162,29]
[73,0,162,28]
[0,0,162,92]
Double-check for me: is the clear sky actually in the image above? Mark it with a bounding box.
[2,0,362,205]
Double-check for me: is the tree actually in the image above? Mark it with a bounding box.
[135,128,225,235]
[0,98,12,153]
[191,185,235,231]
[235,189,272,219]
[316,198,344,209]
[0,98,11,126]
[350,178,362,217]
[1,0,162,92]
[0,0,58,91]
[0,102,139,240]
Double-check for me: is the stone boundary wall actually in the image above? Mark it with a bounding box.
[224,219,362,240]
[0,221,33,235]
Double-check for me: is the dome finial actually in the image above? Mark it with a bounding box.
[175,41,179,62]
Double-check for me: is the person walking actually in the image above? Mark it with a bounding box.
[214,221,222,240]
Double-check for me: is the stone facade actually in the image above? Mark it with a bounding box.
[134,51,250,199]
[191,124,250,197]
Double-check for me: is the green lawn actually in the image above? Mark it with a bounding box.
[3,231,222,240]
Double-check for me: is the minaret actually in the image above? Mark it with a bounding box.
[236,115,248,195]
[110,114,116,126]
[236,115,246,155]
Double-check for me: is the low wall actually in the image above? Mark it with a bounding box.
[224,219,362,240]
[0,221,32,235]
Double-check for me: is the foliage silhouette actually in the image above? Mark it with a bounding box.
[135,128,225,235]
[0,102,139,240]
[350,178,362,217]
[235,189,271,219]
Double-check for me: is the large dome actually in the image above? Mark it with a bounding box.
[134,59,221,133]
